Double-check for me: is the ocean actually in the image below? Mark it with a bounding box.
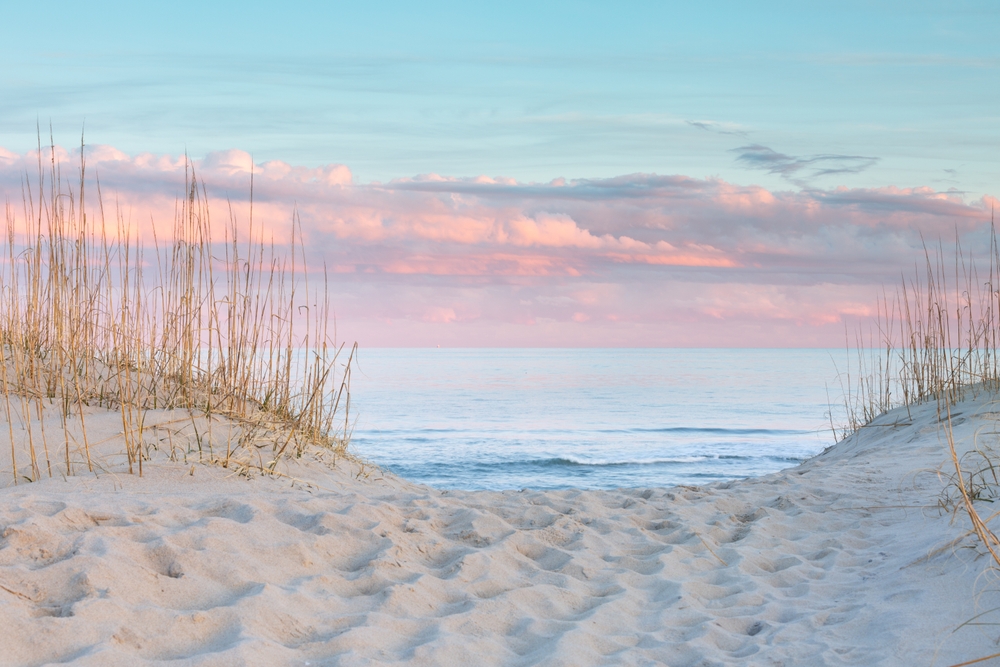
[348,348,845,491]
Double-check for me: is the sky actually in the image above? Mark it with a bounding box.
[1,1,999,346]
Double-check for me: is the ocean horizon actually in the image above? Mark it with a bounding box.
[349,348,846,490]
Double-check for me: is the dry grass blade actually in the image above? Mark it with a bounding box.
[949,651,1000,667]
[945,404,1000,567]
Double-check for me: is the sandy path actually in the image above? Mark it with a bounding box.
[1,397,998,666]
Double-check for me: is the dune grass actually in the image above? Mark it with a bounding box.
[840,221,1000,583]
[0,137,354,484]
[840,229,1000,438]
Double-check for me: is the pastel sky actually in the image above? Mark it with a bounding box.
[1,1,998,346]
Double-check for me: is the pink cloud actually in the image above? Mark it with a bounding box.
[0,143,995,347]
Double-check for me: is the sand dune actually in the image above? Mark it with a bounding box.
[1,395,999,666]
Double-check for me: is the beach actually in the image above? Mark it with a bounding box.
[3,1,998,663]
[1,393,997,666]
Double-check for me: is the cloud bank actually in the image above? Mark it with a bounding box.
[0,144,995,347]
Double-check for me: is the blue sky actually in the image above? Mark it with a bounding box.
[3,1,998,192]
[2,1,999,346]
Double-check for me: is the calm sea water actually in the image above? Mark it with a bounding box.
[348,349,844,491]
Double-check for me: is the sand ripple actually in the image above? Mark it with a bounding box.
[1,398,998,665]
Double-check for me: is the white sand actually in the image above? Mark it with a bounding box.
[1,396,1000,666]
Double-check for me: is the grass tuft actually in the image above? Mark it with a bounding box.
[840,225,1000,438]
[841,215,1000,662]
[0,135,354,484]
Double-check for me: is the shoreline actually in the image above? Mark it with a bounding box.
[1,395,998,665]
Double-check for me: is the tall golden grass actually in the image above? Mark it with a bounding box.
[840,227,1000,437]
[841,218,1000,667]
[0,137,353,484]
